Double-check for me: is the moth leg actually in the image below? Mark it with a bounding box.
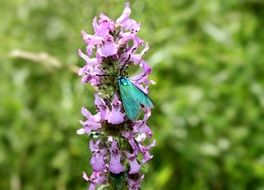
[110,89,117,99]
[109,81,119,100]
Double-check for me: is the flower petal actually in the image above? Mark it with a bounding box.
[109,141,124,174]
[106,94,125,124]
[116,2,131,24]
[94,94,109,120]
[128,174,144,190]
[83,171,107,190]
[90,152,106,172]
[98,36,117,57]
[95,13,115,37]
[126,152,141,174]
[80,109,102,134]
[139,140,156,163]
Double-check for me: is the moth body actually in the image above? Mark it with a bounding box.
[118,76,154,120]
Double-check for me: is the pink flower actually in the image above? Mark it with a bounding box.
[132,121,153,139]
[139,140,156,163]
[125,151,141,174]
[94,94,108,120]
[95,14,115,37]
[81,30,103,56]
[83,171,107,190]
[78,49,101,85]
[116,2,131,24]
[77,107,101,135]
[128,174,144,190]
[117,3,140,33]
[90,140,106,172]
[98,35,118,57]
[106,94,125,124]
[109,141,124,174]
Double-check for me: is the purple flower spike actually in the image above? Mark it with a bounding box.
[109,141,124,174]
[78,2,156,189]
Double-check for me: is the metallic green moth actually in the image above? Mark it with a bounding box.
[118,76,154,120]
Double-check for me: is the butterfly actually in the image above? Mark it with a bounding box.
[97,56,154,120]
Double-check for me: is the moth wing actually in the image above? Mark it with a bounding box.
[129,81,154,108]
[119,82,141,120]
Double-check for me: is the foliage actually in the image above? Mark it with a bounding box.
[1,0,264,189]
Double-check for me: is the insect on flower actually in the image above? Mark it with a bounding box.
[97,56,154,121]
[78,3,156,189]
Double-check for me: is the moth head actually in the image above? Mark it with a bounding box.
[118,76,128,86]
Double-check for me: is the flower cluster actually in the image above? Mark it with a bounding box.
[77,3,155,190]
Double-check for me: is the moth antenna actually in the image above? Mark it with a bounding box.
[119,54,131,76]
[96,74,118,77]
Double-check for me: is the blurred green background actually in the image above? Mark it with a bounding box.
[1,0,264,189]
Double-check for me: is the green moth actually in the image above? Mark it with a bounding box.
[97,56,154,121]
[118,76,154,120]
